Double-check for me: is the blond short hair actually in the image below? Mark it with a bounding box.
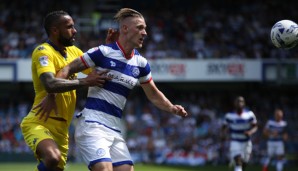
[114,8,143,23]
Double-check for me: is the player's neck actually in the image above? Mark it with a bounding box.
[276,119,282,122]
[47,39,67,59]
[47,39,66,51]
[236,109,243,115]
[116,40,134,59]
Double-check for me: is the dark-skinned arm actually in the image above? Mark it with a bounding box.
[40,57,109,93]
[35,58,110,122]
[34,28,118,121]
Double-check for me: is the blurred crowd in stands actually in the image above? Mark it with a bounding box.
[1,0,298,59]
[0,85,298,166]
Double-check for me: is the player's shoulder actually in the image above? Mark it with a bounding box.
[243,109,255,116]
[224,112,235,118]
[66,45,83,57]
[32,43,52,58]
[67,45,82,52]
[33,43,51,53]
[88,42,118,56]
[103,42,119,52]
[133,50,148,66]
[266,119,275,125]
[133,49,146,60]
[280,120,287,126]
[134,49,142,57]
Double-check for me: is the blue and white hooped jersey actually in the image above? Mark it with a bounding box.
[224,110,257,142]
[265,119,287,142]
[79,41,152,133]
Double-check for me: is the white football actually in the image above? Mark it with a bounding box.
[270,20,298,49]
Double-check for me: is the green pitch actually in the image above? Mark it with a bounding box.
[0,162,296,171]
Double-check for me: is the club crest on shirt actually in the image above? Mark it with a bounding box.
[132,67,140,77]
[96,148,106,157]
[39,56,49,67]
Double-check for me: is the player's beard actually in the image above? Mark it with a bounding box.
[59,34,75,47]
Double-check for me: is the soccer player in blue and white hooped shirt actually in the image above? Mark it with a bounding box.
[222,96,258,171]
[56,8,188,171]
[262,109,288,171]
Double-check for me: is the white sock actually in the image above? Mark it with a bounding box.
[235,165,242,171]
[276,160,283,171]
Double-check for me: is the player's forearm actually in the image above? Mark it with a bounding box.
[148,90,175,113]
[221,125,228,139]
[221,125,227,133]
[248,125,258,135]
[44,78,88,93]
[263,129,270,137]
[40,72,88,93]
[43,58,91,93]
[283,133,288,141]
[56,58,87,79]
[56,65,71,79]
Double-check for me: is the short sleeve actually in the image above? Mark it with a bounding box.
[33,45,56,77]
[251,111,257,124]
[138,60,152,84]
[81,46,106,68]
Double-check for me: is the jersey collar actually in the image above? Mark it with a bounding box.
[116,41,134,59]
[46,40,68,60]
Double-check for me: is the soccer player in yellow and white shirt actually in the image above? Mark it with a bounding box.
[20,10,110,171]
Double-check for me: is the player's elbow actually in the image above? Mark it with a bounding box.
[43,80,59,93]
[40,72,61,93]
[44,83,56,93]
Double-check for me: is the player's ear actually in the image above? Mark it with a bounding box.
[121,24,128,33]
[51,26,59,35]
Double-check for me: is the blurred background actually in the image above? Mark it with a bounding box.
[0,0,298,169]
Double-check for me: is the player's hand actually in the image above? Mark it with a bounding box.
[81,69,112,87]
[283,133,288,141]
[33,93,58,122]
[244,130,253,137]
[271,131,279,138]
[171,105,188,118]
[105,28,119,44]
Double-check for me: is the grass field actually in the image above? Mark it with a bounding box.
[0,162,297,171]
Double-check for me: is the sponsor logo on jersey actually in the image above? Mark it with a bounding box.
[107,72,136,87]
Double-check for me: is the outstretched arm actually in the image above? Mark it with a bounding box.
[35,57,110,122]
[35,28,117,122]
[41,57,109,93]
[141,80,187,117]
